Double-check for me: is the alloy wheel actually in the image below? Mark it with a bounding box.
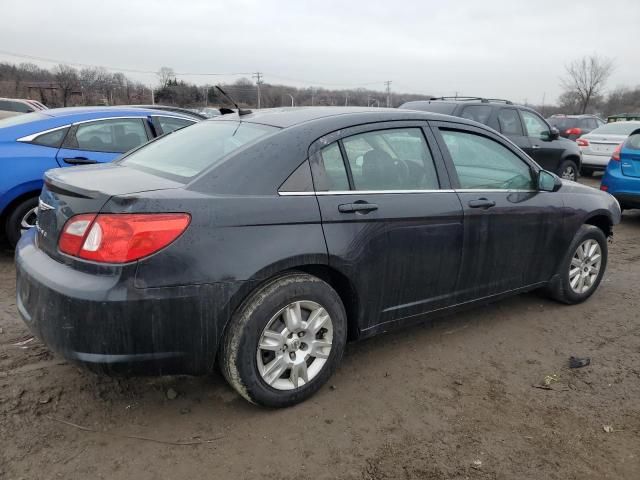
[256,300,333,390]
[561,165,577,181]
[569,239,602,294]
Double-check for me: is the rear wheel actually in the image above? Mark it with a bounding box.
[5,196,39,248]
[547,225,607,304]
[219,273,347,407]
[558,160,578,181]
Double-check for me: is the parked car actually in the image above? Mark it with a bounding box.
[577,121,640,175]
[0,111,20,120]
[0,107,197,246]
[0,97,47,114]
[546,114,604,140]
[607,113,640,123]
[15,107,620,407]
[399,97,583,181]
[600,127,640,209]
[196,107,222,118]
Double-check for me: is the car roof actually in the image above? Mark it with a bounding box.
[212,106,472,129]
[40,106,194,119]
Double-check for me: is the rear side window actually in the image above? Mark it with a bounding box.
[67,118,148,153]
[122,121,278,181]
[460,105,492,125]
[155,116,195,135]
[31,127,69,148]
[319,143,350,190]
[441,130,534,190]
[342,128,439,190]
[497,109,523,136]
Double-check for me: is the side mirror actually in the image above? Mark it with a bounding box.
[549,127,560,140]
[538,170,562,192]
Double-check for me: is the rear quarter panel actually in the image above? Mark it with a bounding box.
[0,142,60,214]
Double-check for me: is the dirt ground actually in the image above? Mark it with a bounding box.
[1,176,639,480]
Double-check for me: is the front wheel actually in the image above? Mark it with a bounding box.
[558,160,579,181]
[5,196,39,248]
[219,273,347,407]
[547,225,608,304]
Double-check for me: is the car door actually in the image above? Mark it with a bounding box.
[519,109,565,171]
[55,117,151,167]
[430,121,565,301]
[309,122,464,334]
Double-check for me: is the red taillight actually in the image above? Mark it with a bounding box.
[59,213,191,263]
[576,138,589,147]
[611,144,623,161]
[600,184,608,191]
[566,127,582,136]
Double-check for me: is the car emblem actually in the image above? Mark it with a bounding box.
[38,199,55,212]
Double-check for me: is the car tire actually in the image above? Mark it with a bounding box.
[547,225,608,305]
[5,196,39,248]
[581,167,594,177]
[219,272,347,407]
[558,160,579,181]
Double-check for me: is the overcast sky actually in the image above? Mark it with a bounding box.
[1,0,638,103]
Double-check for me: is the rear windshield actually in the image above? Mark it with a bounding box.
[547,117,577,129]
[0,111,49,128]
[591,122,640,135]
[121,120,279,181]
[625,131,640,150]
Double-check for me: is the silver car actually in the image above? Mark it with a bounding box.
[578,121,640,176]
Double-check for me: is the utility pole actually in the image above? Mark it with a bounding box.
[311,87,315,106]
[150,86,155,105]
[252,72,263,109]
[384,80,392,107]
[345,92,349,106]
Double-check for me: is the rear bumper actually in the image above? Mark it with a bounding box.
[15,229,240,375]
[601,162,640,209]
[581,153,610,169]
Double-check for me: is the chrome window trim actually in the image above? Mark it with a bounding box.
[279,188,539,196]
[71,116,148,126]
[17,124,70,143]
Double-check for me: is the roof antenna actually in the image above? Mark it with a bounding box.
[215,85,252,116]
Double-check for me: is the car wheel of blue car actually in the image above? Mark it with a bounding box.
[6,196,39,248]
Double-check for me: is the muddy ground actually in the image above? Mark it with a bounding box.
[1,176,639,480]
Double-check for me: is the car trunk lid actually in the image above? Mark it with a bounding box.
[620,148,640,177]
[580,133,626,157]
[36,163,183,260]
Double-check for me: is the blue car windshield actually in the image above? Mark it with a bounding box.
[121,120,278,181]
[0,112,49,128]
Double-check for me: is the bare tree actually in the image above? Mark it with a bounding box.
[54,64,79,107]
[561,55,614,114]
[157,66,175,88]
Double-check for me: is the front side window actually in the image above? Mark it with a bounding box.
[441,130,535,190]
[67,118,148,153]
[341,128,439,190]
[156,116,195,135]
[122,120,278,181]
[497,109,523,136]
[521,111,550,139]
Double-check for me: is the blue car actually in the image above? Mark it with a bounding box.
[600,127,640,210]
[0,107,197,246]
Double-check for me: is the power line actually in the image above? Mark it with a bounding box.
[0,49,252,77]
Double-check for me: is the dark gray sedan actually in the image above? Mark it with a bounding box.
[15,107,620,407]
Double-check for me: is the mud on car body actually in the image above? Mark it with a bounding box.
[16,107,620,407]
